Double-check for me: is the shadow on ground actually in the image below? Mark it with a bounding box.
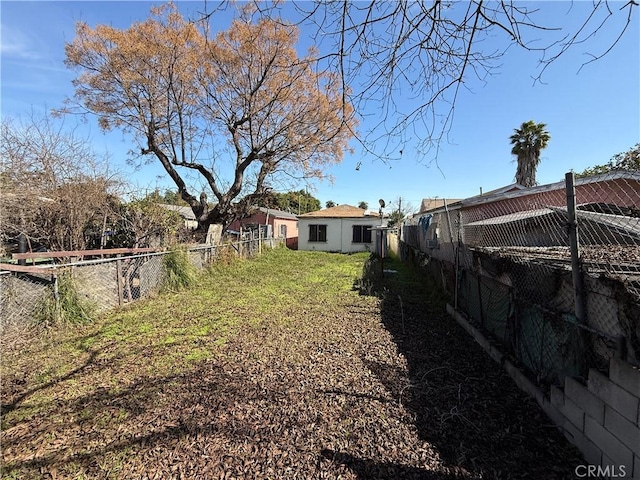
[354,253,583,479]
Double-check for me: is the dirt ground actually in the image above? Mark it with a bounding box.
[1,253,584,479]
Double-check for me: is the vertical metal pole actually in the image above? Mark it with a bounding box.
[454,211,461,310]
[116,254,124,306]
[379,208,384,277]
[565,172,586,324]
[53,273,61,322]
[17,233,27,266]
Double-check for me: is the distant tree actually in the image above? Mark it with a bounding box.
[161,189,188,206]
[63,5,355,231]
[387,197,415,227]
[510,121,550,187]
[357,201,368,210]
[325,200,336,208]
[578,143,640,177]
[252,189,320,214]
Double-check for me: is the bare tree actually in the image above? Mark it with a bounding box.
[387,197,415,227]
[0,114,121,252]
[233,0,637,161]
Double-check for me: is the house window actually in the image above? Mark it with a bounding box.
[279,224,287,238]
[352,225,372,243]
[309,224,327,242]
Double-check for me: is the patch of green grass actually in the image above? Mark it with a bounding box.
[184,348,211,362]
[0,247,375,477]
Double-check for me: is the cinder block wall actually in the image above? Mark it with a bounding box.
[544,358,640,478]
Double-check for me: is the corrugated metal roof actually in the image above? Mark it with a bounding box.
[299,204,380,218]
[466,206,640,237]
[465,208,558,226]
[257,207,297,219]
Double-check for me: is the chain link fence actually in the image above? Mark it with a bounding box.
[401,171,640,386]
[0,235,283,336]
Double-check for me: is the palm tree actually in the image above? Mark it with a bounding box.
[358,201,368,210]
[510,120,551,187]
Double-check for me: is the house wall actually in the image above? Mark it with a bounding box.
[272,217,298,239]
[298,217,382,253]
[406,176,640,257]
[228,212,298,240]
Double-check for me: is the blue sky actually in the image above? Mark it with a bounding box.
[1,1,639,214]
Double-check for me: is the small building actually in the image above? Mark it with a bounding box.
[227,207,299,248]
[297,204,386,253]
[158,204,199,230]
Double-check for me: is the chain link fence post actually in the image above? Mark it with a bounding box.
[565,172,587,326]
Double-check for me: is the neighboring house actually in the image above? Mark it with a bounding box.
[297,204,386,253]
[227,207,299,248]
[158,204,199,230]
[404,172,640,257]
[419,198,463,214]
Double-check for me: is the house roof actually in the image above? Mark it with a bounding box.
[256,207,297,219]
[298,204,380,218]
[417,171,640,216]
[158,204,197,220]
[419,198,463,213]
[465,205,640,238]
[462,172,640,209]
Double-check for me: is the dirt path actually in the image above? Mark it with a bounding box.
[1,252,582,479]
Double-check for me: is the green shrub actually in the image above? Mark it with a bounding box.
[36,273,95,325]
[162,248,197,292]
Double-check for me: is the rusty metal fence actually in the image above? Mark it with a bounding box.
[401,171,640,386]
[0,235,283,333]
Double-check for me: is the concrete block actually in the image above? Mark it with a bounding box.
[447,304,505,364]
[540,396,565,430]
[602,454,631,480]
[503,359,543,404]
[551,385,564,407]
[585,415,634,473]
[566,377,605,426]
[562,396,586,431]
[563,419,602,466]
[610,358,640,398]
[605,406,640,456]
[589,369,640,423]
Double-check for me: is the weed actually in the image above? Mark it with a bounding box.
[211,243,240,266]
[162,247,197,292]
[35,273,96,325]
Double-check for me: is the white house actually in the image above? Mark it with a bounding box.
[297,204,386,253]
